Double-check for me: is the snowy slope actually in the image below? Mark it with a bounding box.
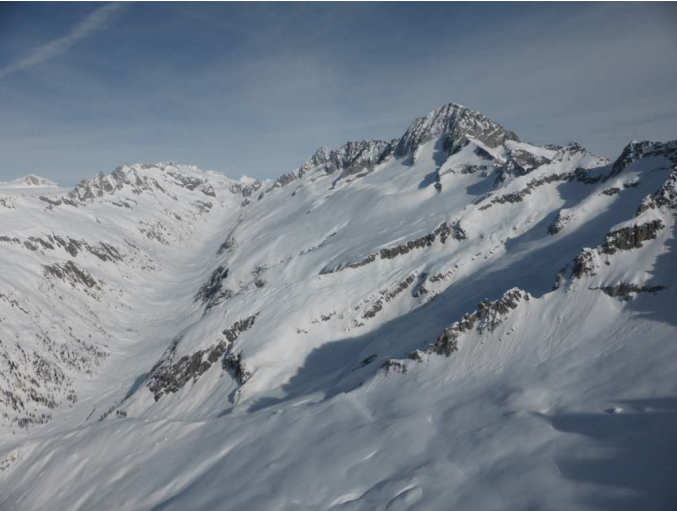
[1,105,676,510]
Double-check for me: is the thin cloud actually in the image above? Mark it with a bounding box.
[0,3,125,79]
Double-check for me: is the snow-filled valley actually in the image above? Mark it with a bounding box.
[1,103,676,510]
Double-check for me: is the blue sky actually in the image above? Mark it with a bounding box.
[0,2,676,185]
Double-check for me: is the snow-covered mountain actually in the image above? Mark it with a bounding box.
[0,174,60,189]
[1,103,676,510]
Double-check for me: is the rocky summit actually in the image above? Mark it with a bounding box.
[1,103,676,511]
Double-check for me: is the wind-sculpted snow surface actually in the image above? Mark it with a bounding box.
[1,105,677,511]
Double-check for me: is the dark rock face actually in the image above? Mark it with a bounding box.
[570,219,664,281]
[551,142,585,162]
[408,350,424,362]
[138,221,171,245]
[395,103,520,158]
[412,273,429,298]
[552,267,568,290]
[548,211,572,235]
[43,261,101,290]
[319,253,377,275]
[272,171,299,189]
[231,180,263,198]
[542,144,564,151]
[494,149,551,185]
[571,249,597,279]
[362,274,417,320]
[599,283,667,299]
[194,265,231,307]
[221,314,259,386]
[608,140,677,185]
[41,163,224,208]
[643,172,677,213]
[601,220,664,254]
[380,234,436,260]
[298,147,330,176]
[217,235,236,255]
[320,221,465,275]
[608,142,646,179]
[222,314,259,343]
[147,313,259,401]
[551,142,608,167]
[455,164,490,175]
[0,236,21,246]
[600,187,621,197]
[7,233,124,262]
[480,166,605,212]
[637,146,677,214]
[381,359,407,375]
[223,351,252,385]
[428,288,526,356]
[298,103,520,183]
[68,168,166,204]
[194,200,213,214]
[0,197,17,209]
[482,172,569,209]
[147,336,230,401]
[39,195,79,208]
[165,169,214,197]
[298,140,398,179]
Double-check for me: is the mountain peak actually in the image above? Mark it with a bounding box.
[395,102,520,158]
[0,174,60,188]
[291,103,520,183]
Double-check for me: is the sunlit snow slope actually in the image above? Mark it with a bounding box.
[1,104,676,510]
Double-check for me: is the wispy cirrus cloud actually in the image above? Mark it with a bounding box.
[0,3,125,79]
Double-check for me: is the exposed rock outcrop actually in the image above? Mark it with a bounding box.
[548,210,574,235]
[147,336,231,401]
[381,359,408,375]
[43,261,102,290]
[600,187,621,197]
[195,265,230,306]
[636,144,677,213]
[606,140,677,182]
[362,274,417,320]
[147,313,259,401]
[571,248,598,279]
[230,179,263,198]
[598,283,667,299]
[1,233,123,262]
[494,148,551,185]
[320,221,465,275]
[298,140,398,178]
[601,220,664,254]
[222,313,259,343]
[427,288,527,356]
